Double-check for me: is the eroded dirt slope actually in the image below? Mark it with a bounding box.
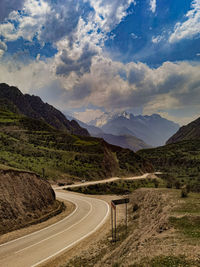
[0,169,57,235]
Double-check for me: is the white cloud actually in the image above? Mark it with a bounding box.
[150,0,156,13]
[169,0,200,43]
[0,40,7,57]
[74,108,104,123]
[152,35,163,43]
[89,0,136,32]
[130,33,138,39]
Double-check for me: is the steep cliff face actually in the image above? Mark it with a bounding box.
[0,169,56,234]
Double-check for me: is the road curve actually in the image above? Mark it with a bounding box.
[0,191,109,267]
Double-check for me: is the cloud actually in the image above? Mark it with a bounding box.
[150,0,156,13]
[0,0,25,22]
[74,108,104,123]
[56,44,97,77]
[0,40,7,57]
[0,54,200,125]
[130,33,138,39]
[88,0,136,32]
[169,0,200,43]
[152,35,163,43]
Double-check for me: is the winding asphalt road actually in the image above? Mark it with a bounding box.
[0,191,109,267]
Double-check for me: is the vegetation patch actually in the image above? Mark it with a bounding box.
[169,215,200,239]
[138,140,200,192]
[147,255,197,267]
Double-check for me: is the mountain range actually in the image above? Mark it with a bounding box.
[70,111,179,148]
[66,115,150,152]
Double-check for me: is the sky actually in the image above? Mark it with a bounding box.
[0,0,200,125]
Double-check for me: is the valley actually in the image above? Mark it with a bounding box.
[0,83,200,267]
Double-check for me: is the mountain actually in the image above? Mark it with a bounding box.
[0,83,89,136]
[93,133,150,152]
[90,111,179,147]
[66,115,150,151]
[0,95,153,181]
[166,116,200,144]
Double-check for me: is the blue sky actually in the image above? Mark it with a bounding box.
[0,0,200,125]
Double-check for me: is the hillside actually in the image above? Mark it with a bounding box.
[0,168,59,235]
[0,83,89,136]
[138,140,200,192]
[94,133,150,152]
[89,111,179,147]
[167,116,200,144]
[0,106,153,181]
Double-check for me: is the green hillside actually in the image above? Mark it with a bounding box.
[0,106,153,181]
[138,140,200,192]
[166,116,200,144]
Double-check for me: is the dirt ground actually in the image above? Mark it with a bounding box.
[0,199,75,245]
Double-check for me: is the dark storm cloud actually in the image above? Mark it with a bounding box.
[56,44,97,77]
[0,0,25,22]
[128,67,145,85]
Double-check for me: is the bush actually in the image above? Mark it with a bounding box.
[154,179,159,188]
[181,188,188,198]
[166,182,172,188]
[174,180,181,189]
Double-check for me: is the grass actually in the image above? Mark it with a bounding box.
[149,255,197,267]
[129,255,198,266]
[169,216,200,239]
[138,140,200,192]
[169,191,200,240]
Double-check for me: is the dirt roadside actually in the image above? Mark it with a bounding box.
[0,199,75,245]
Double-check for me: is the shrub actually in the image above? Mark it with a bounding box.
[154,179,159,188]
[181,188,188,198]
[166,182,172,188]
[174,180,181,189]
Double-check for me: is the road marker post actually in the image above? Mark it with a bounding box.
[111,198,129,242]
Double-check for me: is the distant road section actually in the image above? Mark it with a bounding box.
[0,192,109,267]
[54,173,154,190]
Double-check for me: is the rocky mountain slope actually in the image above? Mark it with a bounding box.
[0,83,89,136]
[66,116,150,151]
[0,100,153,181]
[166,116,200,144]
[94,133,150,152]
[0,168,57,234]
[89,111,179,147]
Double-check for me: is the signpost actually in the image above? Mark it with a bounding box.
[111,198,129,242]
